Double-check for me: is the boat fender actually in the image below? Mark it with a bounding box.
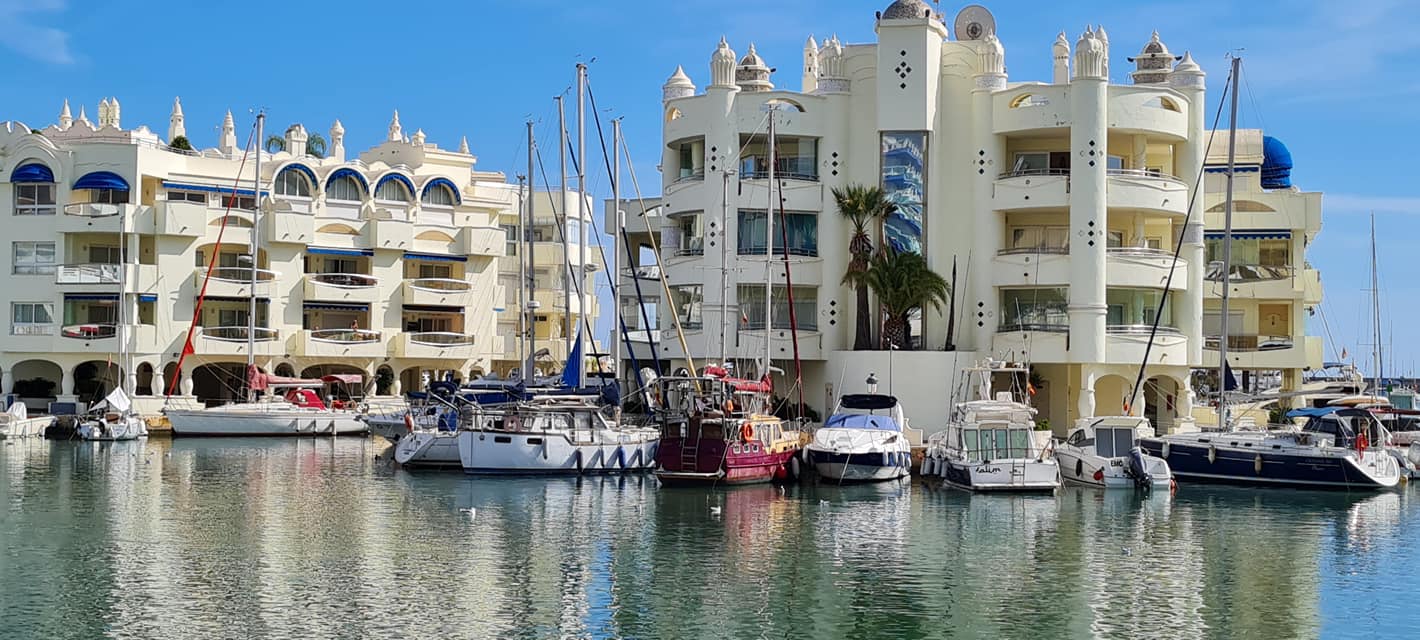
[922,458,932,476]
[1207,445,1216,464]
[1075,459,1084,478]
[790,455,801,479]
[403,413,415,433]
[1162,441,1170,459]
[1254,454,1263,475]
[575,450,584,474]
[614,446,625,470]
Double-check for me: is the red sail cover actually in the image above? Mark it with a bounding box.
[246,365,328,392]
[703,365,772,394]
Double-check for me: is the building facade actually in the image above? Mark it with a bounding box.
[0,101,593,413]
[645,1,1307,432]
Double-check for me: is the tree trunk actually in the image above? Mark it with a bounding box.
[882,315,909,351]
[853,284,872,350]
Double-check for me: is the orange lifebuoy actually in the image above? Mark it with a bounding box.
[740,421,755,443]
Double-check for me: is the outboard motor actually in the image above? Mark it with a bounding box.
[1127,447,1153,490]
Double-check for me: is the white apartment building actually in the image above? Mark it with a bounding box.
[0,101,593,414]
[646,1,1274,433]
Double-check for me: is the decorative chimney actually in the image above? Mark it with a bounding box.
[1129,31,1178,85]
[663,66,695,101]
[710,37,737,88]
[458,136,470,154]
[735,43,773,92]
[284,124,309,156]
[329,119,346,161]
[168,97,186,141]
[59,99,73,130]
[802,35,820,93]
[1073,27,1107,81]
[388,110,403,142]
[1052,32,1070,84]
[975,33,1007,90]
[817,35,849,93]
[219,110,237,155]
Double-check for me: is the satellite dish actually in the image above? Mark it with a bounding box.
[953,5,996,41]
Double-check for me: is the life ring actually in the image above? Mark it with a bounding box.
[740,421,755,443]
[403,413,415,433]
[1207,445,1217,464]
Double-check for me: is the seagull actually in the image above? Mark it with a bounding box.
[1122,547,1132,556]
[459,507,477,521]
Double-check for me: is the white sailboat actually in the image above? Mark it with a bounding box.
[165,113,365,436]
[78,185,146,442]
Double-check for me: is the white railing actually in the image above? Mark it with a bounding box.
[407,277,472,292]
[57,263,121,284]
[60,324,117,339]
[307,272,378,288]
[310,328,381,344]
[200,326,280,342]
[13,325,55,336]
[200,266,279,283]
[63,203,122,217]
[408,332,475,346]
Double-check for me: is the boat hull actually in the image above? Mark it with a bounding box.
[393,431,462,468]
[167,409,366,437]
[808,450,910,482]
[0,416,55,439]
[1054,447,1173,489]
[1139,437,1400,489]
[458,429,658,475]
[654,436,798,486]
[936,459,1060,492]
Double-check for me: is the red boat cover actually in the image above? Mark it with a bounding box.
[284,388,327,410]
[246,365,325,392]
[703,365,772,394]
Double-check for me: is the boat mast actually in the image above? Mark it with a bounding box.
[248,112,264,401]
[611,117,623,406]
[1371,213,1381,397]
[719,166,731,367]
[1217,56,1240,429]
[117,167,128,405]
[522,121,535,383]
[576,62,589,390]
[557,96,571,380]
[763,110,775,382]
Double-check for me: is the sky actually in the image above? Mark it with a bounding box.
[1,0,1416,375]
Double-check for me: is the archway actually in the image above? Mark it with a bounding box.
[73,360,121,404]
[1092,374,1132,417]
[162,362,181,396]
[135,362,154,396]
[12,359,62,403]
[192,363,247,406]
[274,362,296,378]
[1145,375,1182,431]
[375,365,395,396]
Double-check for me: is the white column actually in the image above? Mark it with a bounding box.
[1078,369,1097,419]
[61,369,74,396]
[1171,54,1207,367]
[153,369,165,397]
[1,369,11,395]
[1068,72,1108,364]
[971,74,1005,353]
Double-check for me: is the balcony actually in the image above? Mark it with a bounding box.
[460,226,505,257]
[394,331,477,359]
[1107,86,1189,140]
[59,203,140,234]
[12,323,161,354]
[992,248,1069,287]
[304,273,381,304]
[156,200,205,237]
[366,217,414,251]
[60,323,116,340]
[1107,169,1188,216]
[56,263,121,284]
[1201,335,1321,370]
[1106,325,1188,365]
[194,267,278,298]
[994,326,1069,364]
[403,278,474,306]
[265,206,315,245]
[292,329,385,358]
[994,170,1070,211]
[993,85,1070,135]
[62,203,122,218]
[195,326,282,356]
[1107,247,1187,290]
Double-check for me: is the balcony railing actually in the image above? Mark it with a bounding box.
[1108,246,1176,259]
[308,272,379,288]
[13,324,55,336]
[999,322,1069,333]
[63,203,122,217]
[310,328,381,344]
[60,324,116,339]
[737,244,819,258]
[200,326,280,342]
[622,266,663,280]
[1204,334,1294,352]
[742,170,819,182]
[57,263,121,284]
[1205,263,1294,283]
[407,332,475,346]
[407,277,472,292]
[742,319,820,331]
[1108,324,1182,336]
[998,246,1069,256]
[673,170,705,184]
[202,267,280,283]
[998,168,1071,179]
[675,246,704,257]
[1108,168,1184,183]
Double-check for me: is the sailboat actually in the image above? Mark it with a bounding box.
[1138,58,1400,489]
[165,113,366,436]
[77,186,146,441]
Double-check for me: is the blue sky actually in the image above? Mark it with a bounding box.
[1,0,1416,374]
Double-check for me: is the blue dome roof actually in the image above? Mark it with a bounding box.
[1261,135,1293,189]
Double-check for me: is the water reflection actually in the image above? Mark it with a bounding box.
[0,440,1415,639]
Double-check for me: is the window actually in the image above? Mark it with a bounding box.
[1008,226,1068,252]
[1009,152,1069,174]
[671,213,703,255]
[274,169,312,197]
[1000,288,1068,331]
[168,190,207,204]
[328,175,364,202]
[12,302,54,335]
[678,144,697,179]
[218,308,247,327]
[736,285,818,330]
[88,189,129,205]
[739,135,818,180]
[502,224,518,256]
[422,184,456,207]
[14,184,56,215]
[1107,288,1174,329]
[221,195,256,211]
[407,315,452,333]
[1107,155,1125,171]
[324,258,357,274]
[13,241,56,275]
[88,245,122,264]
[881,132,926,255]
[1106,230,1125,248]
[375,178,412,202]
[670,285,703,328]
[737,210,818,256]
[418,263,452,279]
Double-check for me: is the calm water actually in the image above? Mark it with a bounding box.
[0,437,1412,640]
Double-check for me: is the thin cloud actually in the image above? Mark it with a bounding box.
[0,0,75,64]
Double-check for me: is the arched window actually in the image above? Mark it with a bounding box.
[11,163,56,215]
[375,174,414,202]
[328,175,364,202]
[274,167,313,197]
[422,184,455,207]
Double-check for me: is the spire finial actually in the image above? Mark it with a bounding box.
[459,136,470,154]
[388,110,403,142]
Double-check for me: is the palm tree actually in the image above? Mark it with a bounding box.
[833,185,896,350]
[264,132,328,158]
[860,248,950,350]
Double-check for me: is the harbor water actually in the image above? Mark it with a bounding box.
[1,437,1411,639]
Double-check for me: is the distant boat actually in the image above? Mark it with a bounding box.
[808,389,916,483]
[77,387,146,441]
[0,402,55,439]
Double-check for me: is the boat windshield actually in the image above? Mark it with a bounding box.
[1095,427,1137,458]
[961,425,1032,460]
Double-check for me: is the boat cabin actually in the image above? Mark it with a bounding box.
[1295,407,1384,448]
[1064,417,1155,457]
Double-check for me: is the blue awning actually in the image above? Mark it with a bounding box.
[1204,165,1261,174]
[327,167,368,191]
[162,181,266,197]
[421,177,462,204]
[64,293,118,301]
[278,163,317,184]
[74,171,130,191]
[306,246,373,257]
[303,301,370,311]
[138,294,158,303]
[404,251,466,262]
[205,296,271,303]
[375,173,415,197]
[1204,230,1291,240]
[403,304,463,314]
[1286,407,1340,419]
[11,163,54,183]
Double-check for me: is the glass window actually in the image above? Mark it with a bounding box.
[1000,288,1068,331]
[1107,230,1125,248]
[881,132,926,255]
[1107,155,1125,171]
[221,195,256,211]
[737,210,818,256]
[418,263,452,279]
[670,285,703,328]
[1012,152,1048,173]
[89,189,129,205]
[88,245,122,264]
[169,190,207,204]
[677,143,698,179]
[375,179,411,202]
[1008,429,1031,458]
[736,285,818,331]
[671,213,703,255]
[961,429,979,456]
[12,302,54,335]
[13,241,56,275]
[501,224,518,256]
[738,136,817,180]
[274,169,312,197]
[1106,288,1175,329]
[1112,429,1135,458]
[14,184,56,215]
[422,184,456,207]
[1008,226,1068,252]
[328,176,364,202]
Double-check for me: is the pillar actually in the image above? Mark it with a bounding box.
[971,47,1007,353]
[1170,53,1207,367]
[1078,369,1097,420]
[1068,30,1109,365]
[153,369,165,397]
[180,375,194,396]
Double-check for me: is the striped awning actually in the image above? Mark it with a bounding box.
[403,251,466,262]
[306,246,373,257]
[162,181,267,197]
[1204,230,1291,240]
[64,293,118,301]
[403,304,462,314]
[205,296,271,303]
[303,302,370,312]
[138,293,158,303]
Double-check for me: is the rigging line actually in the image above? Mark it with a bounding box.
[1240,61,1268,135]
[559,134,613,371]
[532,143,596,371]
[1125,64,1235,410]
[165,120,260,399]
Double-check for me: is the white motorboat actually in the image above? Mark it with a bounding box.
[0,402,55,439]
[458,398,658,475]
[1054,416,1172,489]
[77,388,147,441]
[922,362,1060,493]
[808,384,917,483]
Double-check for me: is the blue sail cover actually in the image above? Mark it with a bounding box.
[824,414,901,431]
[560,327,583,389]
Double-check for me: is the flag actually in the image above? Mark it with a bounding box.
[1341,348,1349,360]
[740,309,749,325]
[1027,382,1037,396]
[1223,361,1239,391]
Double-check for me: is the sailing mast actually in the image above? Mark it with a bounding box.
[522,122,535,383]
[1371,214,1382,397]
[247,112,264,401]
[763,110,775,383]
[557,96,571,380]
[117,167,129,405]
[576,62,589,390]
[611,117,623,408]
[1217,56,1240,430]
